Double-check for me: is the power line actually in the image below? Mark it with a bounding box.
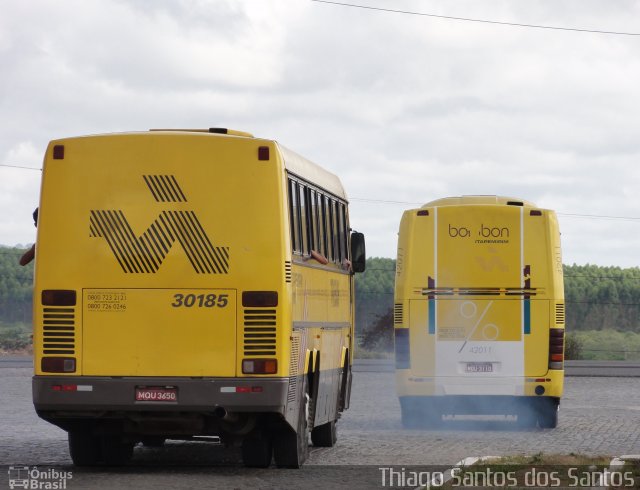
[565,300,640,307]
[557,212,640,222]
[357,291,640,306]
[350,197,640,222]
[350,197,420,206]
[311,0,640,36]
[6,165,635,221]
[2,164,640,223]
[361,269,640,279]
[0,163,41,171]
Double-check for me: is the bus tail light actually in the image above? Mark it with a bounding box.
[41,289,77,306]
[220,386,264,393]
[41,357,76,373]
[242,291,278,307]
[51,384,93,392]
[548,328,564,369]
[258,146,270,161]
[242,359,277,374]
[52,384,76,392]
[53,145,65,159]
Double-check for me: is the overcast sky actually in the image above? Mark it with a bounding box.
[1,0,640,267]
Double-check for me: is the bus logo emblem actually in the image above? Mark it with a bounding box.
[89,175,229,274]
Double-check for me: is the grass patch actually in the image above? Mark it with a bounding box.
[573,330,640,361]
[0,321,32,354]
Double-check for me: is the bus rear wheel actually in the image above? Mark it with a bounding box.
[68,430,102,466]
[140,437,166,448]
[68,431,134,466]
[274,390,309,468]
[241,431,273,468]
[537,398,559,429]
[101,436,134,466]
[516,405,538,429]
[311,420,337,447]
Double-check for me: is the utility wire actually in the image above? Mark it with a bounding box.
[557,212,640,222]
[350,197,640,222]
[0,175,633,222]
[350,197,421,206]
[311,0,640,36]
[357,291,640,306]
[361,268,640,279]
[3,164,640,223]
[0,163,41,171]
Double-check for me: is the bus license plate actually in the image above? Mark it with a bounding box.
[135,386,178,402]
[466,362,493,373]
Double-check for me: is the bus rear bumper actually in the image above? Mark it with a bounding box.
[32,375,289,415]
[399,394,560,416]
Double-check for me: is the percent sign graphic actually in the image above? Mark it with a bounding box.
[457,300,499,353]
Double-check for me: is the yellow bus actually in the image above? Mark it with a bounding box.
[31,128,366,468]
[394,196,564,428]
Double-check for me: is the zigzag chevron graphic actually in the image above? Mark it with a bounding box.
[143,175,188,202]
[90,209,229,274]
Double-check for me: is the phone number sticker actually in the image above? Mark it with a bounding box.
[85,290,127,313]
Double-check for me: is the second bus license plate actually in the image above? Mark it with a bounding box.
[465,362,493,373]
[135,386,178,402]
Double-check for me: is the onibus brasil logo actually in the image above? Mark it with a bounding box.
[7,466,72,489]
[89,175,229,274]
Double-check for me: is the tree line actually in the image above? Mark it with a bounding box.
[1,247,639,357]
[0,247,34,324]
[355,258,640,352]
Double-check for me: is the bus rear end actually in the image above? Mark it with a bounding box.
[32,130,306,465]
[394,196,565,428]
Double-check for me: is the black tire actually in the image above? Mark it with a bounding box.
[537,398,559,429]
[68,430,102,467]
[101,436,134,466]
[311,419,337,447]
[141,437,166,448]
[242,432,273,468]
[516,406,538,429]
[274,389,309,468]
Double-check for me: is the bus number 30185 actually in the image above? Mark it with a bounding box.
[171,293,229,308]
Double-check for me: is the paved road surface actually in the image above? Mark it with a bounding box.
[1,366,639,489]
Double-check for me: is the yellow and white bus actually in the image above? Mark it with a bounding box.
[394,196,564,428]
[32,128,365,468]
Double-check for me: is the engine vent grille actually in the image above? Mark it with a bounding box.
[243,309,276,356]
[285,261,292,283]
[287,335,300,404]
[394,303,404,325]
[555,303,565,326]
[42,307,76,354]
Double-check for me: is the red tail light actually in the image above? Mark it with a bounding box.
[258,146,270,161]
[548,328,564,369]
[41,357,76,373]
[242,291,278,307]
[242,359,277,374]
[52,384,77,392]
[41,290,76,306]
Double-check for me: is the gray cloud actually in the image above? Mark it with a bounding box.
[1,0,639,266]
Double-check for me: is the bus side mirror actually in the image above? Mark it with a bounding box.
[350,232,366,273]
